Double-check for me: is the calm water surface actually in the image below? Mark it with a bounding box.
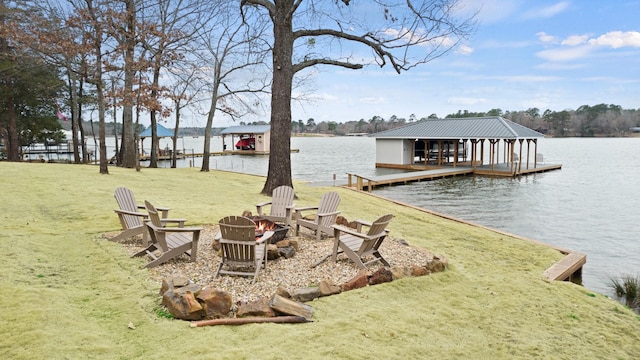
[149,136,640,295]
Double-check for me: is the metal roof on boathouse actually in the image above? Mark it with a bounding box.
[371,116,544,140]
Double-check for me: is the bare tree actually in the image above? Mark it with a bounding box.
[241,0,476,194]
[197,2,270,172]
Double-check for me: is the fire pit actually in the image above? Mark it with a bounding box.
[251,217,289,244]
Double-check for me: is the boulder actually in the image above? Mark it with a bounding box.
[341,271,369,291]
[197,288,233,319]
[318,279,341,296]
[237,298,275,318]
[390,266,412,280]
[290,287,321,302]
[411,266,429,277]
[425,255,447,273]
[278,246,296,259]
[162,289,204,321]
[160,276,191,295]
[368,267,393,285]
[276,286,291,298]
[267,244,280,260]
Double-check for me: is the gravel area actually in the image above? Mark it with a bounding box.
[117,224,435,303]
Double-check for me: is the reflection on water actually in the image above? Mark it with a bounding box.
[108,135,640,295]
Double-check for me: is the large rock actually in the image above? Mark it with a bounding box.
[290,287,321,302]
[160,276,191,295]
[368,267,393,285]
[425,255,447,273]
[341,271,369,291]
[411,265,429,277]
[278,246,296,259]
[390,266,412,280]
[318,279,341,296]
[197,288,233,319]
[162,288,204,320]
[237,298,275,318]
[267,244,280,260]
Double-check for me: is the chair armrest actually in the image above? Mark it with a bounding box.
[294,205,319,213]
[285,204,296,210]
[256,200,272,207]
[158,226,202,233]
[256,230,274,244]
[256,201,272,215]
[332,224,367,238]
[317,210,341,217]
[138,205,170,218]
[114,209,148,217]
[159,218,187,225]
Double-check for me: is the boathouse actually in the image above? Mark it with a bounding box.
[373,116,558,176]
[138,123,176,160]
[347,117,562,192]
[220,125,271,154]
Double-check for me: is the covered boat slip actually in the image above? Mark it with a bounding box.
[349,117,562,192]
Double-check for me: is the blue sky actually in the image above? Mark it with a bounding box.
[282,0,640,125]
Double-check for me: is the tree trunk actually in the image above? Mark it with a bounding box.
[65,62,81,163]
[120,0,137,168]
[261,1,294,195]
[6,94,19,161]
[172,104,179,168]
[201,62,221,172]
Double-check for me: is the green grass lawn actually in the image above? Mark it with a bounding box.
[1,162,639,359]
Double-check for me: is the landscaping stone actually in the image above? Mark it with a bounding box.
[368,267,393,285]
[197,288,232,319]
[341,271,369,291]
[318,279,341,296]
[290,287,321,302]
[237,298,275,318]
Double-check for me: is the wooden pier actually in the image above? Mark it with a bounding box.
[347,162,562,192]
[347,167,474,192]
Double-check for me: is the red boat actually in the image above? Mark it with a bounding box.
[235,137,255,150]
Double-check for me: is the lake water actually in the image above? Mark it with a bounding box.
[108,135,640,295]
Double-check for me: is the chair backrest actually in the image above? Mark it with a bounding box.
[357,214,394,255]
[114,187,141,228]
[366,214,394,237]
[218,216,257,263]
[269,185,295,218]
[317,192,341,227]
[144,200,168,251]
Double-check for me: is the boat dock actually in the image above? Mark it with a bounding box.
[347,162,562,192]
[347,167,475,192]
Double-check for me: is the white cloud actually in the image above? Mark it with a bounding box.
[537,32,558,44]
[359,97,385,105]
[536,45,592,62]
[588,31,640,48]
[456,44,474,55]
[447,97,486,105]
[561,34,590,46]
[524,1,570,19]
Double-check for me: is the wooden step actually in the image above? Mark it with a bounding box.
[543,252,586,282]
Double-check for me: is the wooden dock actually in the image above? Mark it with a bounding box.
[347,167,475,192]
[347,162,562,192]
[543,252,586,282]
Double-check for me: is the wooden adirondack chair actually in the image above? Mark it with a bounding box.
[112,187,170,244]
[330,214,394,269]
[255,185,296,226]
[294,192,341,241]
[131,201,201,268]
[215,216,273,284]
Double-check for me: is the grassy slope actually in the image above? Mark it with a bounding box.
[1,162,638,359]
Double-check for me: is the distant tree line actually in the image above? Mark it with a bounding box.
[289,105,640,137]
